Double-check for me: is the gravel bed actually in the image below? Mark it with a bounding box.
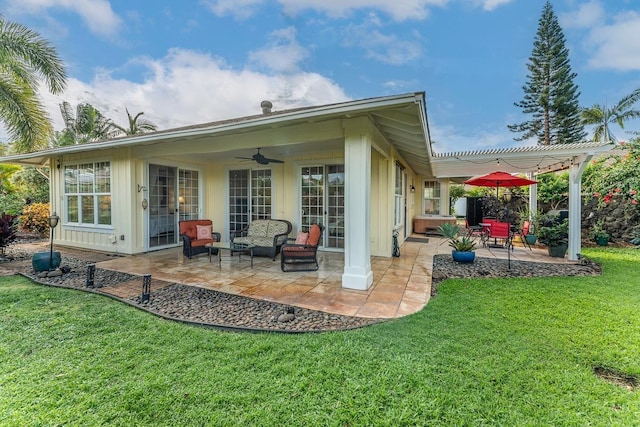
[431,254,602,295]
[1,241,602,333]
[1,243,383,332]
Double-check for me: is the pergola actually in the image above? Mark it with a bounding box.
[429,142,614,261]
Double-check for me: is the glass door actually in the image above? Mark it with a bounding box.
[300,164,344,249]
[228,169,272,238]
[148,164,200,248]
[148,164,177,248]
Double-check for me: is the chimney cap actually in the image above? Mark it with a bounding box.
[260,100,273,114]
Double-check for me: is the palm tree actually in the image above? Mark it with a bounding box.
[0,15,67,153]
[581,88,640,142]
[55,101,119,145]
[111,108,158,135]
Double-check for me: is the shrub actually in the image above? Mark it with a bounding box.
[19,202,51,236]
[0,212,18,255]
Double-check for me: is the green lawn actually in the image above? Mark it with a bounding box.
[1,248,639,426]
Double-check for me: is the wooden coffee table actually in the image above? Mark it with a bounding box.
[206,242,256,268]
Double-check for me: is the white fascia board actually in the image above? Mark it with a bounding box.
[1,92,426,165]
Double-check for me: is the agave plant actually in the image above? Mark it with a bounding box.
[437,222,477,252]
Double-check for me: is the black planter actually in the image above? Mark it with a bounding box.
[547,244,567,258]
[32,251,61,272]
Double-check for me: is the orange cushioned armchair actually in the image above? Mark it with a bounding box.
[280,224,324,272]
[179,219,221,259]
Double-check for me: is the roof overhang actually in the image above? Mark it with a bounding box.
[0,92,434,175]
[431,142,615,180]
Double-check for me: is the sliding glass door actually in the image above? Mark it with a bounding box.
[228,169,272,237]
[300,164,344,249]
[148,164,199,248]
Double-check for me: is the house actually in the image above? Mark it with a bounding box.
[0,92,612,290]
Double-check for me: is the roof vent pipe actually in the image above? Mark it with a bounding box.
[260,100,273,114]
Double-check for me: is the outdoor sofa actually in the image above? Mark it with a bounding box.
[231,219,292,260]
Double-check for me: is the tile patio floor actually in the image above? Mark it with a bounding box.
[95,236,576,320]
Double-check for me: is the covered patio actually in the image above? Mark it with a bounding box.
[95,237,577,319]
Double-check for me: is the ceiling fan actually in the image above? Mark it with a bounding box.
[235,148,284,165]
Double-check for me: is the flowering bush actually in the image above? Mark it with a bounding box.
[583,140,640,208]
[19,202,51,236]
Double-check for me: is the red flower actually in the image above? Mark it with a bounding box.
[615,188,621,193]
[631,190,637,195]
[632,200,638,205]
[594,192,600,197]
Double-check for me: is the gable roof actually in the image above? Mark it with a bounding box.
[0,92,435,175]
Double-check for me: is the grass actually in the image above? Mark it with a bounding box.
[1,248,640,425]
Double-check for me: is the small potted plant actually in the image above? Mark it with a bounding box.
[537,216,569,257]
[590,219,610,246]
[437,222,478,263]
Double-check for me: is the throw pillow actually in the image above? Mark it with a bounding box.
[295,231,309,244]
[196,224,212,240]
[307,224,321,246]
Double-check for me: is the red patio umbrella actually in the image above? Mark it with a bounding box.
[464,171,537,197]
[464,171,537,270]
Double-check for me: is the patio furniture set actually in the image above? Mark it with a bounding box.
[178,219,324,271]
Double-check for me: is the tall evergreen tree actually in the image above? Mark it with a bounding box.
[508,1,586,145]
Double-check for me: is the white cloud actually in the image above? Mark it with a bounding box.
[342,14,422,65]
[5,0,122,38]
[559,0,605,29]
[200,0,264,20]
[204,0,448,21]
[477,0,512,12]
[585,10,640,71]
[38,48,350,132]
[248,27,310,73]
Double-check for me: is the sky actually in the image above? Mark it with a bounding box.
[3,0,640,153]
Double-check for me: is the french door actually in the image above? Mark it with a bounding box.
[300,164,344,249]
[228,169,272,238]
[148,164,200,248]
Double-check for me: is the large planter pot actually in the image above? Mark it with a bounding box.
[525,234,537,245]
[595,236,609,246]
[32,251,61,272]
[452,250,475,263]
[547,244,567,258]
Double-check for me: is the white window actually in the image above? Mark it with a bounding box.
[64,161,111,226]
[423,180,440,215]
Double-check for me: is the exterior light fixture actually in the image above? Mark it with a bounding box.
[410,185,415,193]
[503,189,512,203]
[48,212,60,270]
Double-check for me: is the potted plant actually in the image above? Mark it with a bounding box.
[517,206,541,245]
[590,219,610,246]
[537,217,569,257]
[437,222,478,263]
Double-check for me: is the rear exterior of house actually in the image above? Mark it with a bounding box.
[2,91,613,289]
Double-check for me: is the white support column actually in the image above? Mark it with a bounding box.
[342,119,374,290]
[567,157,591,261]
[440,179,450,215]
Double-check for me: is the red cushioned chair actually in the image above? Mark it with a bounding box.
[280,224,324,272]
[179,219,221,259]
[488,221,513,250]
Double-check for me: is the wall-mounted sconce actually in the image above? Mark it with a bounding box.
[137,184,146,193]
[56,158,61,170]
[410,185,416,193]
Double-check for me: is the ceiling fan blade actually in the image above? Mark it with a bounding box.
[235,156,254,160]
[264,158,284,164]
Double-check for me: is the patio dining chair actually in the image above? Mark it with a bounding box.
[488,221,513,250]
[280,224,324,272]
